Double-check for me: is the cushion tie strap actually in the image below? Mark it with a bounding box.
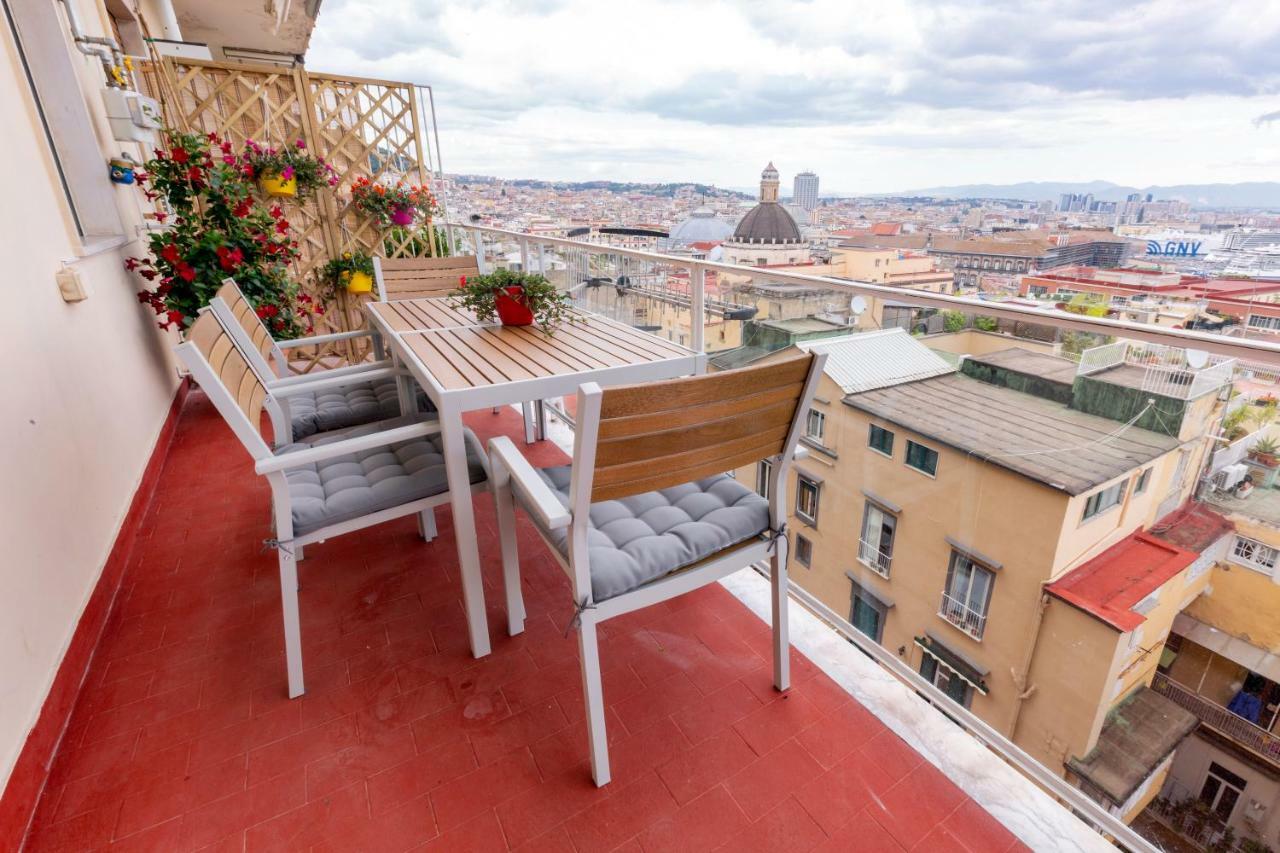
[262,537,296,558]
[564,597,597,637]
[767,523,787,555]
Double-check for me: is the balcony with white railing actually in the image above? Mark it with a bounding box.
[857,539,893,578]
[938,592,988,641]
[1151,673,1280,765]
[1074,340,1237,401]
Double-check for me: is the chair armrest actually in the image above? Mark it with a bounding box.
[270,366,404,398]
[270,359,393,388]
[276,329,371,349]
[489,436,571,530]
[255,421,441,475]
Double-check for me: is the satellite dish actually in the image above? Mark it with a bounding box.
[1186,349,1209,369]
[850,296,868,316]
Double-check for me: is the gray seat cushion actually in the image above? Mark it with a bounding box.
[527,467,770,602]
[287,377,434,440]
[278,417,486,535]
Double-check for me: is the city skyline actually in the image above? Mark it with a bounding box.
[308,0,1280,193]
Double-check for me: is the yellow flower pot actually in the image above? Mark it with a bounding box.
[346,271,373,294]
[260,174,297,197]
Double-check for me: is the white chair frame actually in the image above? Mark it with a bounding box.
[175,328,489,699]
[488,352,826,786]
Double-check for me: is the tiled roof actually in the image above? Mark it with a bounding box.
[1148,501,1234,552]
[794,328,955,395]
[1046,532,1200,631]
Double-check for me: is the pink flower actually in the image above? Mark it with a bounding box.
[295,139,306,149]
[280,165,295,180]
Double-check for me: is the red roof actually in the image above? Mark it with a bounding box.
[1148,501,1234,552]
[871,222,903,236]
[1046,532,1200,631]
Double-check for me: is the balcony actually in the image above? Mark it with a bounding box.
[19,399,1049,852]
[1152,673,1280,764]
[857,539,892,578]
[938,593,987,641]
[1075,340,1237,401]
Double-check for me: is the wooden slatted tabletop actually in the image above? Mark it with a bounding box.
[368,298,696,392]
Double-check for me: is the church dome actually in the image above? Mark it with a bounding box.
[669,207,734,244]
[731,203,802,243]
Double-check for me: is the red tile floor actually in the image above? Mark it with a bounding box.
[23,393,1028,852]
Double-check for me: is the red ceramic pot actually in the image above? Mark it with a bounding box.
[389,206,414,226]
[495,286,535,326]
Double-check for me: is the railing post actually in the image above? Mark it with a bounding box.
[690,264,705,354]
[520,238,530,273]
[473,228,488,273]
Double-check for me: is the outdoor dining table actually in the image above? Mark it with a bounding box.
[365,297,705,658]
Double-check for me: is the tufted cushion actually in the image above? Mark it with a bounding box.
[527,467,770,602]
[277,417,486,535]
[287,378,435,440]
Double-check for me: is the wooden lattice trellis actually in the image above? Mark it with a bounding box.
[141,58,441,369]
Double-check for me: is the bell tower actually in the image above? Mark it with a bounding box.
[760,162,779,203]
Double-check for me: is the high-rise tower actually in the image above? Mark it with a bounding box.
[793,171,819,211]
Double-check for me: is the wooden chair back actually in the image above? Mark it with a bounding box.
[184,310,272,452]
[374,255,480,302]
[581,353,823,503]
[212,278,286,379]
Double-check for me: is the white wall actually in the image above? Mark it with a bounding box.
[0,0,180,789]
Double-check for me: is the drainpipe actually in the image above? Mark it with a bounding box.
[135,0,181,40]
[1007,590,1050,740]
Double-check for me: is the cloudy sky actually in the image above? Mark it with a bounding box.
[308,0,1280,193]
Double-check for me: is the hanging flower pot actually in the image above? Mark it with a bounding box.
[350,177,437,228]
[494,286,536,326]
[259,173,297,197]
[389,205,414,226]
[345,271,373,294]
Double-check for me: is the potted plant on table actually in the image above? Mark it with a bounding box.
[350,176,436,227]
[450,268,577,335]
[319,251,376,295]
[1249,436,1280,467]
[241,139,338,199]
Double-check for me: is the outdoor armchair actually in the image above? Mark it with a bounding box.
[488,351,826,786]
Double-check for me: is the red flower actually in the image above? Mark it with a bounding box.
[459,275,467,287]
[134,171,147,185]
[139,269,158,281]
[187,165,203,183]
[176,262,197,282]
[232,198,252,218]
[167,309,184,325]
[275,218,290,234]
[170,147,189,164]
[124,257,140,271]
[160,243,180,262]
[154,212,168,224]
[268,205,284,220]
[255,303,279,319]
[216,246,244,271]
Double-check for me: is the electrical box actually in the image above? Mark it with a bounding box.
[101,88,161,144]
[56,264,89,303]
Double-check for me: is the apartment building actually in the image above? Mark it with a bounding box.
[738,328,1232,822]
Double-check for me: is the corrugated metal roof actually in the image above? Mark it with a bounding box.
[795,328,955,395]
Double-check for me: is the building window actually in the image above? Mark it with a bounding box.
[849,583,888,643]
[794,534,812,567]
[905,440,938,476]
[805,409,825,442]
[756,460,772,499]
[1199,762,1247,823]
[920,655,972,707]
[858,502,895,578]
[1081,480,1127,521]
[940,551,994,640]
[1247,314,1280,332]
[1134,468,1152,494]
[1231,535,1279,574]
[796,476,820,525]
[869,424,894,457]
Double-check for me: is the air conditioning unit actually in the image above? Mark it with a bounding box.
[1213,463,1250,491]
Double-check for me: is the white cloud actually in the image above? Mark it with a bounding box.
[306,0,1280,192]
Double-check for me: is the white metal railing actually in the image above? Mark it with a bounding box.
[452,223,1280,369]
[1209,423,1270,473]
[857,538,892,578]
[1151,673,1280,763]
[938,592,988,640]
[1077,341,1128,375]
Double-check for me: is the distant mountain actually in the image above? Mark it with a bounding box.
[869,180,1280,209]
[450,175,751,200]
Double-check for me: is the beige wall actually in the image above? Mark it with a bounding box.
[1187,517,1280,652]
[0,0,180,789]
[920,329,1058,358]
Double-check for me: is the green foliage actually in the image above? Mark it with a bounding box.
[350,176,437,226]
[974,315,998,332]
[942,310,968,333]
[1059,330,1114,359]
[1251,435,1279,457]
[125,128,317,338]
[1253,399,1279,428]
[1222,405,1252,442]
[450,268,578,336]
[241,138,337,198]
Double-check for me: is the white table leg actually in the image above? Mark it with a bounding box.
[440,403,491,658]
